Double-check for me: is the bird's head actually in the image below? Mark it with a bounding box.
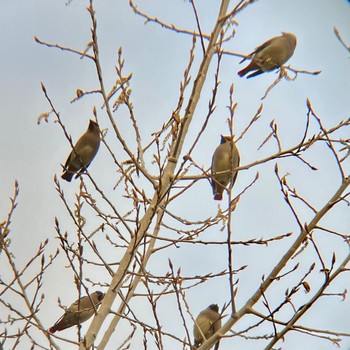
[208,304,219,313]
[94,291,105,302]
[220,135,232,144]
[88,119,99,131]
[281,32,297,46]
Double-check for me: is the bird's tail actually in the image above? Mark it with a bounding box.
[212,183,224,201]
[61,171,73,182]
[48,317,69,334]
[237,60,259,77]
[48,325,58,334]
[214,193,223,201]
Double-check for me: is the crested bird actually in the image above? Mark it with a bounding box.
[211,135,240,201]
[61,119,101,182]
[193,304,221,347]
[238,32,297,78]
[49,291,104,333]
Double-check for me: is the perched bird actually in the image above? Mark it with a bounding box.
[211,135,240,201]
[193,304,221,347]
[49,291,105,333]
[238,32,297,78]
[61,120,101,182]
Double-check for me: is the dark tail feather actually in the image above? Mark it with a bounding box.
[48,326,57,334]
[214,191,223,201]
[246,69,264,78]
[212,183,224,201]
[238,60,259,78]
[214,194,223,201]
[61,171,74,182]
[49,324,59,334]
[237,67,249,77]
[49,318,69,333]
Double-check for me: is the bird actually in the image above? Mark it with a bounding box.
[61,119,101,182]
[211,135,240,201]
[238,32,297,78]
[193,304,221,348]
[48,291,105,333]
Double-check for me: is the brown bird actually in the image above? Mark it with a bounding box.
[193,304,221,347]
[61,119,101,182]
[49,291,105,333]
[211,135,240,201]
[238,32,297,78]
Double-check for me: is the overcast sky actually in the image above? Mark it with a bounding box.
[1,1,350,349]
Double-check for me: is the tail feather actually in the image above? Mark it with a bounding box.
[213,185,224,201]
[212,181,225,201]
[48,326,57,334]
[61,171,73,182]
[238,60,260,78]
[237,67,249,77]
[214,193,223,201]
[49,319,69,333]
[246,69,264,78]
[49,324,60,334]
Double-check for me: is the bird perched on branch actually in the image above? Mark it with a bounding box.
[211,135,240,201]
[48,291,105,333]
[238,32,297,78]
[193,304,221,348]
[61,119,101,182]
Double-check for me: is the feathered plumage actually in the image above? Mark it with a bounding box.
[238,32,297,78]
[61,120,101,182]
[211,135,240,200]
[193,304,221,347]
[49,291,104,333]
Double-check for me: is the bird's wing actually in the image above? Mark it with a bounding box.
[63,150,74,169]
[253,37,276,55]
